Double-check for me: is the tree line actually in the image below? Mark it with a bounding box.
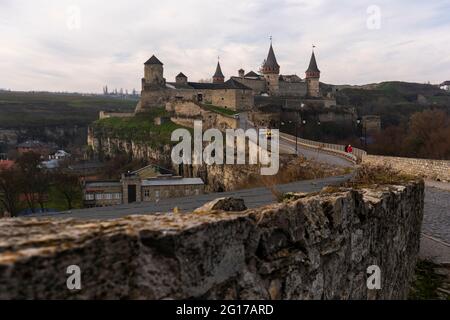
[0,152,81,217]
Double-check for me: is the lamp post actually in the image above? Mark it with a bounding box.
[356,118,367,149]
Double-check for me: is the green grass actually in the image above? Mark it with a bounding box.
[0,91,137,128]
[46,185,83,211]
[202,104,238,116]
[93,107,187,148]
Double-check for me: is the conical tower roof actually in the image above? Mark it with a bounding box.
[306,51,320,73]
[263,44,280,70]
[213,61,225,79]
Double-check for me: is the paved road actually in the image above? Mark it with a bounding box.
[39,174,352,220]
[423,185,450,245]
[280,135,353,167]
[241,114,354,167]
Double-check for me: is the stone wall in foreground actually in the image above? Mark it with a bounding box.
[363,155,450,182]
[0,181,424,299]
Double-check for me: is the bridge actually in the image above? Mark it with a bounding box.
[37,119,450,263]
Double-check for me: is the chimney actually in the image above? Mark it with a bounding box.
[239,69,245,78]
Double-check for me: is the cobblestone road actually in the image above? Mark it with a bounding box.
[423,186,450,245]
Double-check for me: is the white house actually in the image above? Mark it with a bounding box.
[49,150,71,160]
[440,81,450,91]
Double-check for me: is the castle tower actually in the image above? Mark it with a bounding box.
[212,61,225,84]
[305,50,321,97]
[261,41,280,95]
[176,72,188,85]
[143,55,165,87]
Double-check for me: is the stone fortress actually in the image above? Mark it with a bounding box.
[134,42,329,116]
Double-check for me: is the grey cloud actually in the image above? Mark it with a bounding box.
[0,0,449,92]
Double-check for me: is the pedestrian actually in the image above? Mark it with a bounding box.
[347,144,353,153]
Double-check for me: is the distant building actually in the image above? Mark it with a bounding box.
[40,159,60,170]
[83,164,204,208]
[49,150,71,160]
[135,55,254,112]
[362,115,382,134]
[135,43,325,113]
[16,140,57,157]
[84,181,123,207]
[440,81,450,91]
[67,160,106,178]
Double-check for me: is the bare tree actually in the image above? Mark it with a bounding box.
[0,167,22,217]
[53,170,81,210]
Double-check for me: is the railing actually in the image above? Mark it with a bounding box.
[280,133,367,164]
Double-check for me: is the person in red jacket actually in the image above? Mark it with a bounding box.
[347,144,353,153]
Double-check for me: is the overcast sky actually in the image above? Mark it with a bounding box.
[1,0,449,92]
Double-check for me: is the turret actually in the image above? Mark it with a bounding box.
[213,61,225,84]
[305,50,321,97]
[176,72,188,85]
[261,41,280,95]
[143,55,165,88]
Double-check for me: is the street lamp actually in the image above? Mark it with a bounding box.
[356,118,367,149]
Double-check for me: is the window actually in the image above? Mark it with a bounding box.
[104,193,112,200]
[155,190,160,200]
[85,194,94,201]
[95,194,103,200]
[114,193,121,200]
[195,189,200,196]
[144,190,150,198]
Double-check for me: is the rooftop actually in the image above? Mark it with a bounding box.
[85,181,122,188]
[244,71,260,78]
[213,61,225,79]
[306,51,320,73]
[144,55,163,65]
[262,43,280,71]
[167,79,252,90]
[141,177,204,187]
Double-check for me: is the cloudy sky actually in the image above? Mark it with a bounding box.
[1,0,449,92]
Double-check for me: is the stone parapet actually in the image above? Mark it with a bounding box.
[0,181,424,299]
[363,155,450,182]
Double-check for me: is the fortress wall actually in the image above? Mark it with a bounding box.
[363,155,450,182]
[279,81,307,97]
[0,181,424,299]
[232,77,266,94]
[210,89,238,110]
[235,89,254,111]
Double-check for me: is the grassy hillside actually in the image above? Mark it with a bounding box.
[0,91,137,128]
[93,107,187,148]
[335,81,450,127]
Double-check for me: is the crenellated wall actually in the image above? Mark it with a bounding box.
[0,180,424,299]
